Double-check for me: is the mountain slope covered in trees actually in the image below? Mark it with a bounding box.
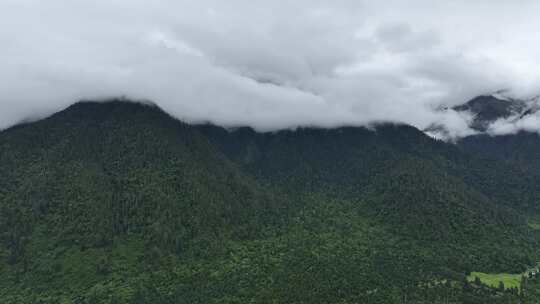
[2,100,540,303]
[459,131,540,177]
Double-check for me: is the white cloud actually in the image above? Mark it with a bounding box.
[1,0,540,137]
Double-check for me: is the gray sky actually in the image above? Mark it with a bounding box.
[2,0,540,137]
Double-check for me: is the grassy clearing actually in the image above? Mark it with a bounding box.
[528,221,540,230]
[467,272,522,290]
[526,216,540,229]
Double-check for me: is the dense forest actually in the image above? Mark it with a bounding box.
[2,100,540,303]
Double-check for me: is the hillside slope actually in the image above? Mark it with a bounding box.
[198,124,539,270]
[459,131,540,176]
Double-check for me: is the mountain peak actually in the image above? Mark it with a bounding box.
[452,94,527,131]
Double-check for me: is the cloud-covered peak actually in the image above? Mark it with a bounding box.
[1,1,540,137]
[453,94,527,131]
[428,92,540,139]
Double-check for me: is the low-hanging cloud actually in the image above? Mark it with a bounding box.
[2,0,540,138]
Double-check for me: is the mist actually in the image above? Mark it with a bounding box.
[2,0,540,138]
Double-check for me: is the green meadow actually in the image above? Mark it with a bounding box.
[468,272,522,290]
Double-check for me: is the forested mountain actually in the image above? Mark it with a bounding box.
[198,123,540,270]
[2,100,540,303]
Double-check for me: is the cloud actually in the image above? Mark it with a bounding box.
[487,98,540,135]
[1,0,540,137]
[488,114,540,135]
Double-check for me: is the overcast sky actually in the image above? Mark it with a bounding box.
[2,0,540,137]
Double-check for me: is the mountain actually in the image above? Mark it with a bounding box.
[198,122,540,213]
[2,100,540,303]
[0,101,292,301]
[451,94,540,199]
[452,94,528,132]
[425,92,540,190]
[426,94,540,140]
[0,100,284,247]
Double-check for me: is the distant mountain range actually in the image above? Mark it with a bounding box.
[2,99,540,303]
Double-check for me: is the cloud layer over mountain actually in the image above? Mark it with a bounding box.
[2,0,540,137]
